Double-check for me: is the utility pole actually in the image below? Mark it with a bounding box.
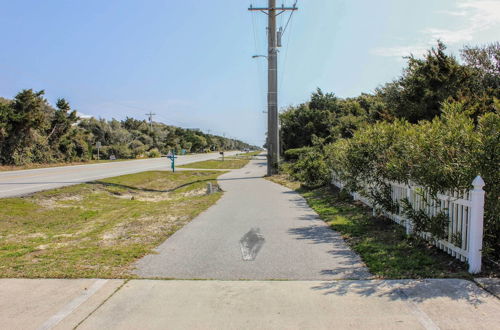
[145,112,156,133]
[249,1,298,175]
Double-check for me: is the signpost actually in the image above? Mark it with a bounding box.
[96,142,101,161]
[167,150,178,172]
[219,151,224,161]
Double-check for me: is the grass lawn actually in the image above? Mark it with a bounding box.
[225,152,262,161]
[0,170,225,278]
[267,174,472,279]
[179,158,250,169]
[233,151,262,158]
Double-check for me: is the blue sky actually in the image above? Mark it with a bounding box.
[1,1,499,146]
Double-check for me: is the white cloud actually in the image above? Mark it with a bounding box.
[371,45,429,58]
[424,0,500,45]
[371,0,500,58]
[76,111,92,119]
[436,9,468,17]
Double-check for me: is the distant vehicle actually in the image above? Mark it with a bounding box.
[109,155,116,160]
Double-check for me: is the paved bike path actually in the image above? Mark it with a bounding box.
[134,155,371,280]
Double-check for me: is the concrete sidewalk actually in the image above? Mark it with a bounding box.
[1,278,499,330]
[133,155,371,280]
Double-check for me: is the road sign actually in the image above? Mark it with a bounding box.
[96,142,101,160]
[167,150,177,172]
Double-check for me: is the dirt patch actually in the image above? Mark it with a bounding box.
[114,193,136,200]
[35,198,59,209]
[182,188,210,198]
[59,195,83,202]
[3,232,48,241]
[100,214,185,247]
[35,244,50,250]
[53,233,76,238]
[25,232,48,239]
[134,193,173,202]
[35,194,84,209]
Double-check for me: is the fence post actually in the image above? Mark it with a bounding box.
[405,186,413,235]
[468,175,485,274]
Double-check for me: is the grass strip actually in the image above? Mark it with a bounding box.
[179,158,250,169]
[0,170,225,278]
[267,174,472,279]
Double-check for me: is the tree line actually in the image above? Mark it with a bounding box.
[0,91,255,165]
[280,42,499,263]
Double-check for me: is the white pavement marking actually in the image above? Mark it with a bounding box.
[239,228,265,261]
[396,288,440,330]
[37,279,108,330]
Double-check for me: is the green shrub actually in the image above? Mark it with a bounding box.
[326,102,500,261]
[289,147,330,188]
[283,146,314,161]
[148,148,161,158]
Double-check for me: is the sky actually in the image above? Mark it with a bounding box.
[1,0,499,146]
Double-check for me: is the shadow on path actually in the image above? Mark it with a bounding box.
[310,279,491,306]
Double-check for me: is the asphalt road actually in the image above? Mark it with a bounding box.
[134,154,371,280]
[0,151,239,198]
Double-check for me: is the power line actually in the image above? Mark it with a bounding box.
[279,2,296,93]
[251,1,267,115]
[281,0,298,35]
[145,111,156,133]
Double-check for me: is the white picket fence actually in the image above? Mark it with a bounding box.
[331,173,486,274]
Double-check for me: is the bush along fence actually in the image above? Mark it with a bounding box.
[331,172,486,274]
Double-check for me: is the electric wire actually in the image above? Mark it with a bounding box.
[281,0,297,36]
[250,1,298,112]
[250,0,267,115]
[278,0,297,95]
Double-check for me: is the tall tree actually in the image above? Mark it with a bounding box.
[1,89,50,164]
[379,41,471,122]
[47,98,78,145]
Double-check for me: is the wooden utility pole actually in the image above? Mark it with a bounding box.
[249,1,297,175]
[268,0,278,176]
[145,112,156,133]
